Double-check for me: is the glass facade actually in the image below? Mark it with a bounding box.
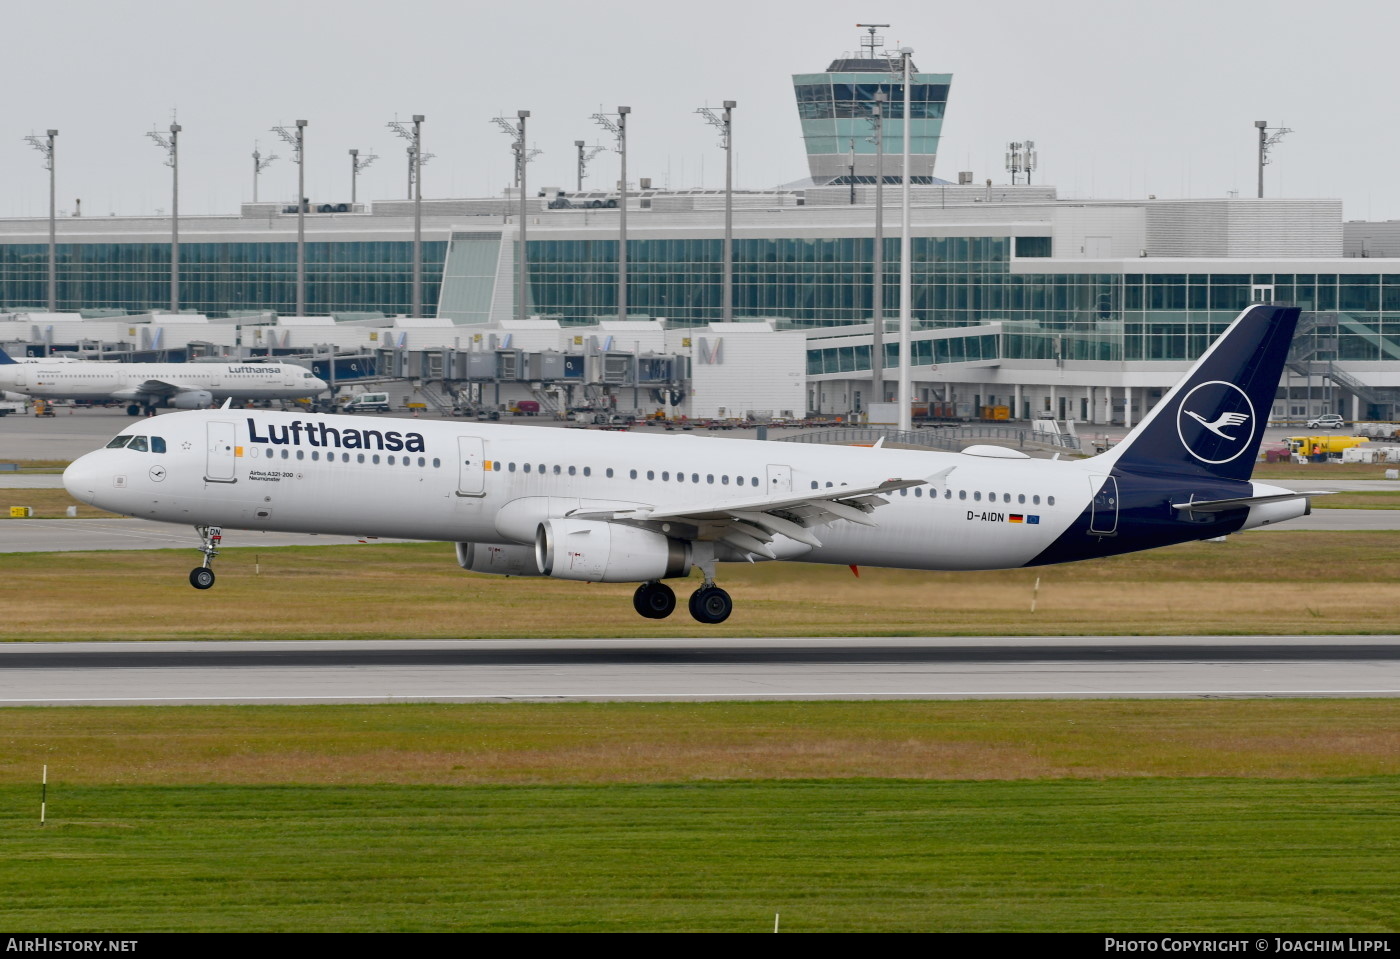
[0,240,446,316]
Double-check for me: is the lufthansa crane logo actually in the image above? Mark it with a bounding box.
[1175,380,1256,464]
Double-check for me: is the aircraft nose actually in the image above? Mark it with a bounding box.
[63,452,101,505]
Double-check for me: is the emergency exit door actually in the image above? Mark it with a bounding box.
[205,421,237,483]
[456,436,486,497]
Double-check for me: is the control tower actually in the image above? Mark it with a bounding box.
[791,29,952,183]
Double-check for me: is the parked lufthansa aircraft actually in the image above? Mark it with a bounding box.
[63,305,1318,623]
[0,348,327,415]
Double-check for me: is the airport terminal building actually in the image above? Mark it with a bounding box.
[2,43,1399,424]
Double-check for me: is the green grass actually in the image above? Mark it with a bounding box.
[3,779,1396,932]
[9,531,1400,639]
[2,702,1397,931]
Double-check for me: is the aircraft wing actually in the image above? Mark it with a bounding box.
[568,466,955,559]
[132,378,194,398]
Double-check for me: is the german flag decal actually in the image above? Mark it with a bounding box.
[1009,514,1024,523]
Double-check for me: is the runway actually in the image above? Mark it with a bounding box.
[4,636,1399,705]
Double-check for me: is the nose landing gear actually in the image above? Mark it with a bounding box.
[189,525,222,589]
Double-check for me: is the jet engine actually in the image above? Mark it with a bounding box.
[455,542,543,577]
[171,389,214,410]
[534,519,691,583]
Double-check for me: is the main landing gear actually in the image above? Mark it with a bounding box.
[632,580,733,624]
[189,525,222,589]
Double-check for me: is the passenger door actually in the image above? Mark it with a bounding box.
[765,464,792,495]
[205,421,237,483]
[1088,475,1118,535]
[456,436,486,497]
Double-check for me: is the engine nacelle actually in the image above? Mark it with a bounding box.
[455,541,543,577]
[535,518,691,583]
[171,389,214,410]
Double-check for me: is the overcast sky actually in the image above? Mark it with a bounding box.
[4,0,1397,222]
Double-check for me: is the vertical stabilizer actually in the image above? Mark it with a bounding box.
[1096,304,1299,482]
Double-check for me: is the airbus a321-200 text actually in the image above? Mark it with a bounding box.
[0,348,327,415]
[63,304,1324,624]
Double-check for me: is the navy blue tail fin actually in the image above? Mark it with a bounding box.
[0,347,16,365]
[1098,304,1300,482]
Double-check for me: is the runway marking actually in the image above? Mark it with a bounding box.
[3,689,1400,704]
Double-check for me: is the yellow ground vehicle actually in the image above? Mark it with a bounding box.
[1283,435,1368,457]
[33,399,55,417]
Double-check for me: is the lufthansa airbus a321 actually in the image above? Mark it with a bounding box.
[63,304,1321,624]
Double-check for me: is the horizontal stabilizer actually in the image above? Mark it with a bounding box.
[1171,491,1335,513]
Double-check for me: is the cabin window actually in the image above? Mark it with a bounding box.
[662,471,670,481]
[628,469,636,479]
[389,456,397,465]
[944,489,952,499]
[311,451,319,461]
[371,454,380,464]
[356,453,364,463]
[677,472,685,483]
[899,488,908,497]
[915,488,923,498]
[1018,494,1025,504]
[723,476,730,485]
[297,450,305,460]
[523,463,531,473]
[419,457,426,467]
[538,464,545,474]
[751,477,759,487]
[974,491,982,501]
[492,462,501,471]
[342,453,350,463]
[1032,495,1040,505]
[604,468,612,478]
[151,437,167,453]
[692,473,699,483]
[568,466,576,476]
[646,470,655,480]
[583,467,592,477]
[553,465,561,475]
[811,481,818,489]
[958,490,967,500]
[707,475,714,484]
[433,458,441,468]
[507,461,515,472]
[1047,495,1056,506]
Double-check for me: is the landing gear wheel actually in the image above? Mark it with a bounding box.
[688,585,733,625]
[189,567,215,589]
[126,404,141,416]
[633,581,676,619]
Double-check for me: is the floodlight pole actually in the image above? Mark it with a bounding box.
[575,140,585,192]
[872,91,886,405]
[696,101,736,321]
[296,121,306,317]
[1255,120,1267,198]
[517,111,529,321]
[618,106,630,321]
[273,121,310,315]
[25,130,58,312]
[148,122,182,312]
[412,115,423,318]
[252,145,277,203]
[897,48,914,432]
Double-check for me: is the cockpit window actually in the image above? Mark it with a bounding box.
[151,436,167,454]
[128,436,149,452]
[303,372,315,379]
[105,435,132,449]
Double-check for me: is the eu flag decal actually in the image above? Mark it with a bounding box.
[1026,515,1041,525]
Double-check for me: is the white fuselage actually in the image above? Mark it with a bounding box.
[0,360,326,404]
[61,409,1301,574]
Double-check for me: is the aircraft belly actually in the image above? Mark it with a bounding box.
[803,500,1075,572]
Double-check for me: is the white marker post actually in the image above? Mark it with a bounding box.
[774,912,780,933]
[1031,577,1041,613]
[41,764,47,825]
